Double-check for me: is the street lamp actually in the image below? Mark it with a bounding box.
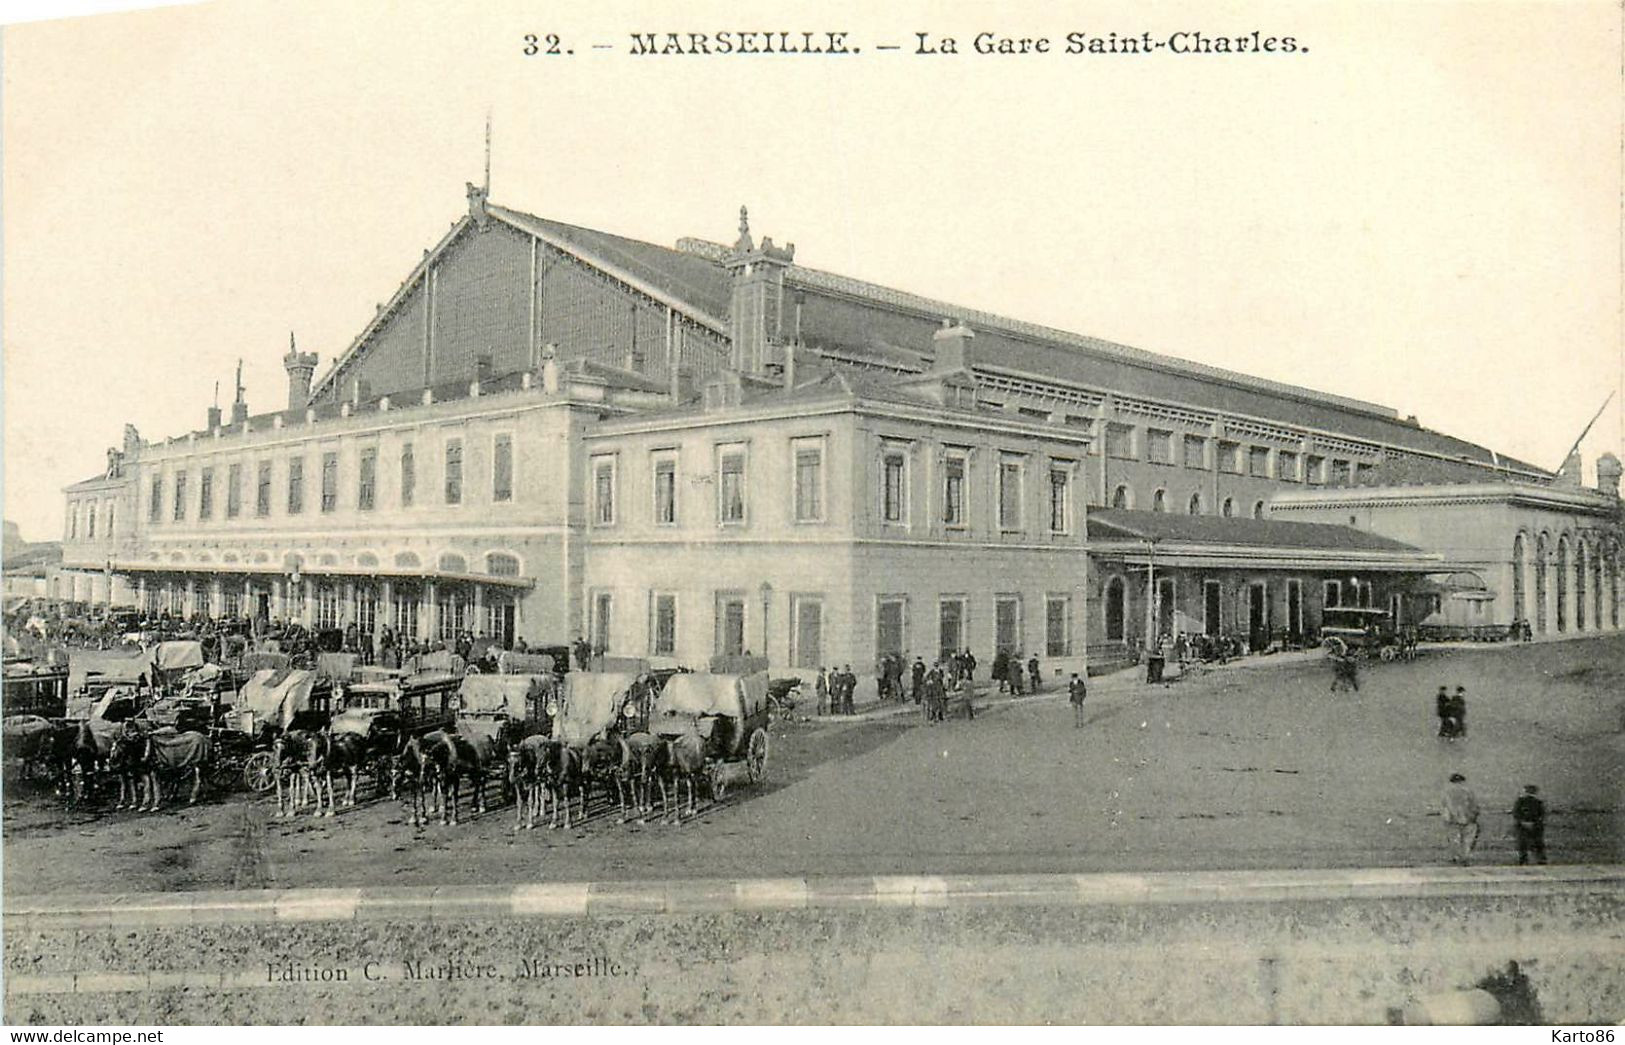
[759,581,773,663]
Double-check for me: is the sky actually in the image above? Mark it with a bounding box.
[3,0,1621,544]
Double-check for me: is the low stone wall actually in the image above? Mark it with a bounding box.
[5,866,1621,1024]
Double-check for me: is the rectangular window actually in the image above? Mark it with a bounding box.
[882,450,907,524]
[792,439,824,523]
[1277,451,1300,482]
[1323,580,1341,608]
[86,503,96,539]
[715,593,746,656]
[287,458,304,514]
[358,447,377,511]
[255,462,272,517]
[400,443,416,506]
[651,593,677,656]
[1183,435,1208,470]
[939,598,966,663]
[226,464,242,518]
[1046,595,1071,657]
[393,588,419,637]
[1105,423,1137,460]
[437,589,468,640]
[493,434,513,502]
[718,446,746,524]
[149,475,163,522]
[1146,429,1174,465]
[320,452,338,513]
[444,439,463,505]
[198,468,214,520]
[316,585,339,630]
[998,456,1024,531]
[68,503,78,540]
[876,597,906,660]
[791,595,824,669]
[995,595,1022,654]
[1049,466,1070,534]
[943,452,967,527]
[106,503,114,536]
[1330,459,1352,485]
[592,456,616,526]
[1248,446,1271,478]
[653,455,678,525]
[223,586,241,619]
[1305,455,1325,485]
[1218,441,1243,474]
[593,592,613,654]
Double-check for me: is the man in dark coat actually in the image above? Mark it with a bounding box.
[992,650,1010,693]
[1449,686,1468,739]
[1069,673,1088,728]
[1027,654,1041,693]
[839,664,856,715]
[1435,686,1453,738]
[911,657,926,704]
[1511,784,1546,865]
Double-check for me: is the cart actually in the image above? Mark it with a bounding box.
[552,671,643,746]
[212,668,330,792]
[650,672,770,798]
[457,672,556,743]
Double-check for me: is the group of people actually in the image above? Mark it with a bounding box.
[1434,685,1469,739]
[1440,772,1548,865]
[991,650,1042,695]
[813,665,860,716]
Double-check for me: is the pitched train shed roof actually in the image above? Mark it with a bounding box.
[1087,508,1424,554]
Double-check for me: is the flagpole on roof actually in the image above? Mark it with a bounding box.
[483,109,492,195]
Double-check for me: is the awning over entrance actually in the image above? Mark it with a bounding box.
[1087,508,1452,573]
[109,560,534,590]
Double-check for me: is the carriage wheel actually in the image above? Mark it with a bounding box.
[709,764,727,801]
[1379,646,1397,663]
[210,761,242,791]
[746,728,768,784]
[243,752,278,793]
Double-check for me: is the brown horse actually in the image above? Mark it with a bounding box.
[506,735,557,831]
[109,725,211,811]
[550,742,588,830]
[394,733,441,828]
[663,731,708,822]
[273,729,331,817]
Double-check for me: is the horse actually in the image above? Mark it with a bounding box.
[549,742,588,830]
[663,730,708,823]
[583,731,631,821]
[394,733,442,828]
[108,724,211,811]
[506,734,556,831]
[323,732,371,809]
[272,729,332,817]
[398,730,487,826]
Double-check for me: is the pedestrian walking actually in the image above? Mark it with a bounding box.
[1450,686,1468,739]
[815,667,829,716]
[992,650,1010,693]
[1068,672,1087,728]
[1441,772,1481,865]
[1511,784,1547,865]
[911,657,926,704]
[1435,686,1453,738]
[1027,654,1041,693]
[1007,652,1024,696]
[839,664,855,715]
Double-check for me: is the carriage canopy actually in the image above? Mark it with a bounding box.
[458,674,550,716]
[236,669,318,731]
[67,648,152,695]
[497,650,556,675]
[152,641,205,672]
[553,671,640,744]
[652,672,767,724]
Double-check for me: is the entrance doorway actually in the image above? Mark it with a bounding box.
[1248,583,1268,650]
[1157,578,1176,639]
[1204,581,1222,638]
[1287,580,1303,643]
[487,600,516,647]
[255,592,270,622]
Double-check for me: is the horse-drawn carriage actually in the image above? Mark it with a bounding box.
[2,664,68,720]
[213,668,331,792]
[649,671,770,799]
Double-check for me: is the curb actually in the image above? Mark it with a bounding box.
[6,865,1620,928]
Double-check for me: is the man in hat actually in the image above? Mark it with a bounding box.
[1435,686,1453,738]
[1068,672,1088,728]
[1449,686,1468,739]
[911,656,926,705]
[1441,772,1481,865]
[1511,784,1547,865]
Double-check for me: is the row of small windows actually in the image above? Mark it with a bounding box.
[591,441,1077,534]
[1109,485,1267,519]
[1106,426,1370,484]
[143,436,515,524]
[66,500,114,541]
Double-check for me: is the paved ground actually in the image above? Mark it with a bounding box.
[4,635,1621,894]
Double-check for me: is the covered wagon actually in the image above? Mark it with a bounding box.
[649,672,769,796]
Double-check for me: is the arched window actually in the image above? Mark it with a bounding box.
[394,551,421,569]
[355,551,379,568]
[1594,553,1604,629]
[1252,500,1266,520]
[1221,497,1235,518]
[1105,576,1126,642]
[1575,542,1588,631]
[1555,536,1569,632]
[437,552,467,574]
[486,552,521,577]
[1111,485,1131,509]
[1511,534,1526,625]
[1151,489,1167,513]
[1535,533,1549,633]
[1188,493,1202,516]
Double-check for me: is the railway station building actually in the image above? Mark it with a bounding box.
[52,184,1624,686]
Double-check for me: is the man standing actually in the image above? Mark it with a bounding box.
[815,667,829,716]
[911,656,926,705]
[1435,686,1453,738]
[1511,784,1547,865]
[1450,686,1468,739]
[1068,673,1088,728]
[1027,654,1041,694]
[992,649,1010,693]
[1441,772,1481,865]
[840,664,855,715]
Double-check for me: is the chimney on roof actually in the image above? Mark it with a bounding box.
[230,359,249,424]
[1597,453,1621,499]
[1558,449,1584,487]
[475,353,493,384]
[206,381,222,430]
[932,319,974,372]
[724,205,795,378]
[283,334,319,412]
[351,378,371,405]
